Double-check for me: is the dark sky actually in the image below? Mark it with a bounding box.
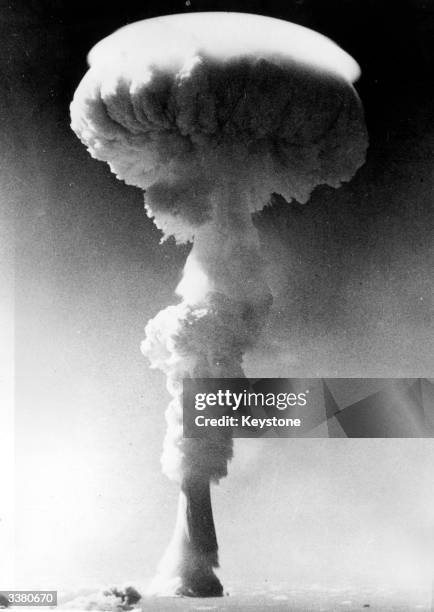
[4,0,434,590]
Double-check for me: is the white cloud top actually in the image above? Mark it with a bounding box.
[88,12,361,82]
[71,12,368,242]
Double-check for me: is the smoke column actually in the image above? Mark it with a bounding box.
[70,12,368,597]
[141,160,273,595]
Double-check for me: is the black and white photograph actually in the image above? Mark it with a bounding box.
[2,1,434,610]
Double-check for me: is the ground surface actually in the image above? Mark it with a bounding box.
[57,583,432,611]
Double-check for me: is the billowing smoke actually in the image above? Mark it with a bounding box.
[70,12,368,597]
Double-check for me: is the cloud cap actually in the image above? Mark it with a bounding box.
[88,12,361,82]
[71,13,368,241]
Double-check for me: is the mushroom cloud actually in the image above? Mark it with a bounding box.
[70,12,368,599]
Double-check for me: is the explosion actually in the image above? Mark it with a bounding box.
[70,12,367,598]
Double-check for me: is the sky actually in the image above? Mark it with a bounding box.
[3,0,434,596]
